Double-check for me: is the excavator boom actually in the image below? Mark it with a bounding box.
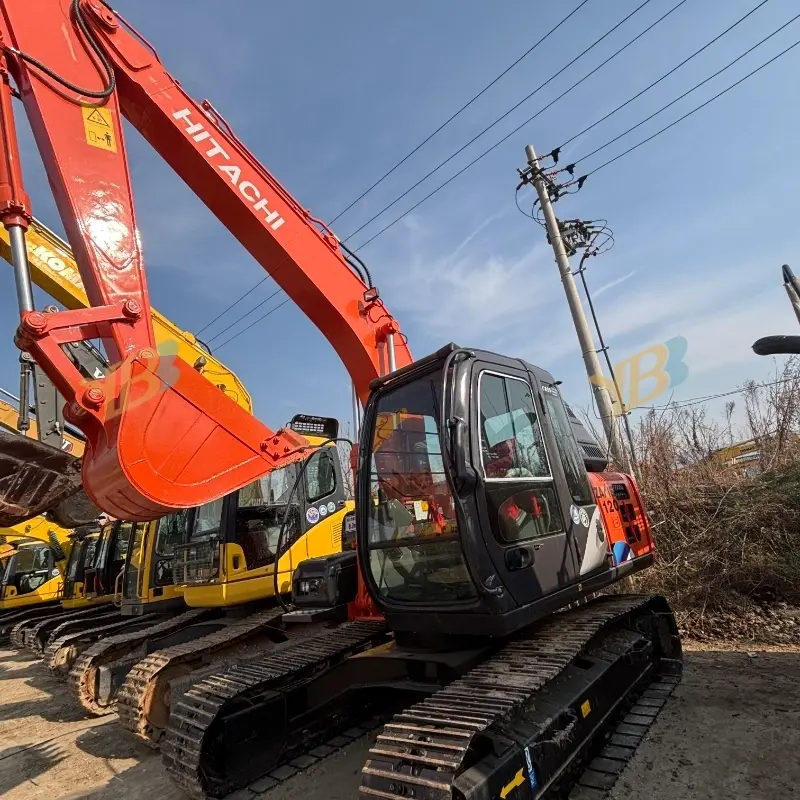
[0,0,410,521]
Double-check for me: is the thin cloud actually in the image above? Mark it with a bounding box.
[593,269,637,297]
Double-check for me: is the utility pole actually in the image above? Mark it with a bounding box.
[782,264,800,325]
[523,144,627,469]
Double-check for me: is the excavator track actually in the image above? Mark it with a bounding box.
[359,594,681,800]
[44,612,163,676]
[68,608,216,715]
[15,606,114,652]
[117,607,289,747]
[566,673,680,800]
[0,604,61,643]
[161,619,390,799]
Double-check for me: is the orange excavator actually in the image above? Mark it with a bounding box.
[0,4,681,799]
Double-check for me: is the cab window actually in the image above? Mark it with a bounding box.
[191,497,224,539]
[156,509,191,556]
[479,373,550,480]
[541,385,594,506]
[306,449,336,503]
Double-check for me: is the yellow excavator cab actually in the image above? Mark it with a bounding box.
[119,513,191,617]
[0,541,62,604]
[60,526,103,609]
[175,414,353,608]
[0,516,74,611]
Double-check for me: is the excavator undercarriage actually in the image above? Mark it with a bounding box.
[156,594,680,799]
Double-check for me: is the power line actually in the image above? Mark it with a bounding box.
[577,23,800,179]
[328,1,594,226]
[206,286,284,343]
[196,275,270,335]
[213,297,292,352]
[194,3,595,336]
[633,376,797,411]
[351,0,688,251]
[356,6,796,254]
[343,0,663,244]
[554,0,771,157]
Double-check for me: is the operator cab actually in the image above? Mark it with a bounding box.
[357,343,654,638]
[121,511,188,614]
[0,542,56,598]
[83,520,131,598]
[62,525,100,600]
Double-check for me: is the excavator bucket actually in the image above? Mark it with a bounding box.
[0,426,91,528]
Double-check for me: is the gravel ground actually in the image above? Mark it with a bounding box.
[0,643,798,800]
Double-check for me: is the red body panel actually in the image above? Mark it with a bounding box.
[588,471,654,564]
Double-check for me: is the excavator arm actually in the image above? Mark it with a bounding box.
[0,0,411,521]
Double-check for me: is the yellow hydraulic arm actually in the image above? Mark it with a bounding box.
[0,217,252,414]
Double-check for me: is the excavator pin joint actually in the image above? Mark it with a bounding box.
[20,311,48,337]
[82,387,105,410]
[122,299,143,319]
[67,401,87,419]
[85,0,118,29]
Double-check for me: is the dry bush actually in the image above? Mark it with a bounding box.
[585,358,800,635]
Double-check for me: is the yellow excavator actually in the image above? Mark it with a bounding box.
[0,219,351,739]
[0,399,92,642]
[0,523,68,609]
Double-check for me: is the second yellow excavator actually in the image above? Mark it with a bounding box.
[0,398,90,642]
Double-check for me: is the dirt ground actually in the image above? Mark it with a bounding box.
[1,644,799,800]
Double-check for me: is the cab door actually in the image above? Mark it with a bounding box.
[470,363,579,604]
[537,380,607,578]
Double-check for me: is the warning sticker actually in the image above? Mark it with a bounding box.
[81,105,117,152]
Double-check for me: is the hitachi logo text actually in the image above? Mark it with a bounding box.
[172,108,285,232]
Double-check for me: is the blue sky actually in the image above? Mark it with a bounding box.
[1,0,799,442]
